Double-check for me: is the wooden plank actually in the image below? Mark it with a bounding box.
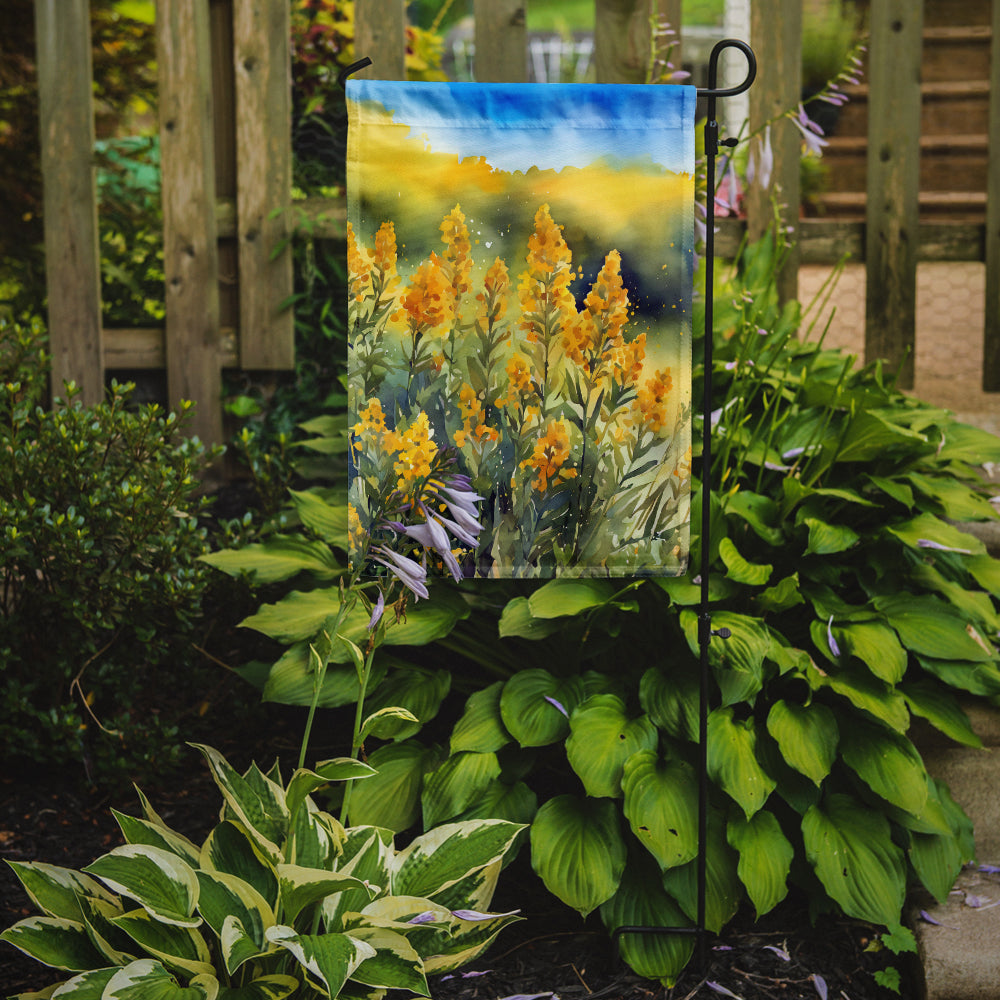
[747,0,802,304]
[473,0,526,82]
[594,0,650,83]
[233,0,294,369]
[102,328,238,369]
[157,0,223,444]
[34,0,103,404]
[354,0,406,80]
[984,0,1000,390]
[864,0,923,389]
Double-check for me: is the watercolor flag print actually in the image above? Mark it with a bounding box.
[347,80,696,579]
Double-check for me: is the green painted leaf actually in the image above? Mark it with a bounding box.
[727,811,793,917]
[346,926,428,994]
[839,718,928,816]
[83,846,200,928]
[110,909,214,978]
[599,853,694,987]
[265,926,374,997]
[288,488,348,545]
[802,517,859,556]
[527,578,616,618]
[802,793,906,926]
[199,822,278,910]
[886,512,985,557]
[4,862,117,923]
[707,708,775,818]
[718,537,772,586]
[103,959,218,1000]
[765,700,838,786]
[621,751,698,871]
[363,667,451,740]
[874,594,995,662]
[450,682,511,754]
[0,916,107,972]
[566,695,658,798]
[530,795,626,917]
[639,664,699,743]
[347,740,442,832]
[200,536,340,584]
[497,597,563,639]
[499,670,584,747]
[901,680,982,748]
[421,751,502,828]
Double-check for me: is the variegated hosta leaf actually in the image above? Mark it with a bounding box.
[200,822,278,910]
[112,810,201,868]
[265,926,375,998]
[838,718,929,817]
[566,695,658,799]
[499,670,585,747]
[276,864,375,925]
[110,908,214,978]
[323,829,393,931]
[421,907,522,975]
[421,751,502,829]
[0,916,107,971]
[102,959,218,999]
[288,802,343,870]
[285,760,375,824]
[77,894,136,966]
[425,859,501,915]
[621,751,698,871]
[726,810,793,917]
[599,854,694,987]
[4,862,118,922]
[765,700,838,786]
[450,681,511,754]
[190,745,287,863]
[83,846,200,928]
[214,974,299,1000]
[391,820,524,901]
[706,707,776,819]
[802,793,906,927]
[46,966,118,997]
[529,795,626,917]
[345,926,429,995]
[195,871,274,974]
[347,741,443,832]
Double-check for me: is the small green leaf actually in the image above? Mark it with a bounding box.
[727,811,793,917]
[707,708,776,819]
[450,682,511,754]
[765,700,838,786]
[803,517,859,556]
[718,537,772,586]
[526,578,616,618]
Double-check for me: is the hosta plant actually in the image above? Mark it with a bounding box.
[1,744,523,999]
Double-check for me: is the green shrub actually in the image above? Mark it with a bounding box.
[0,317,220,783]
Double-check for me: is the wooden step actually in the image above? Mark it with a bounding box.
[922,25,993,83]
[813,190,987,222]
[833,80,991,137]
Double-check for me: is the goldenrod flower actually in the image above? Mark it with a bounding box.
[518,204,576,342]
[502,352,536,409]
[395,254,455,337]
[440,205,474,299]
[521,418,578,492]
[454,383,500,450]
[373,221,398,276]
[477,256,510,326]
[584,249,629,344]
[393,411,439,499]
[632,368,674,434]
[353,397,388,438]
[346,222,371,303]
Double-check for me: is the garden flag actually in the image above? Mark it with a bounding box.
[347,80,696,581]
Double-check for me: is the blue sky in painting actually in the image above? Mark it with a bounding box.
[348,80,696,175]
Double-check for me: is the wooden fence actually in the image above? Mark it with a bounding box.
[33,0,1000,445]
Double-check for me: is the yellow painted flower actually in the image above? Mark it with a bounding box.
[673,444,693,481]
[476,256,510,326]
[518,204,576,341]
[440,205,474,299]
[521,418,578,492]
[609,330,647,385]
[353,397,388,438]
[346,222,371,303]
[348,502,367,557]
[632,368,674,434]
[396,254,455,336]
[393,411,438,499]
[455,382,500,450]
[502,352,535,408]
[373,221,398,276]
[584,250,629,343]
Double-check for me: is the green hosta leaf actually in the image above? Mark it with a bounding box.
[803,517,859,556]
[565,695,658,798]
[453,779,538,827]
[755,573,804,614]
[75,894,135,967]
[910,562,1000,633]
[599,853,694,987]
[363,667,451,740]
[39,966,117,998]
[835,621,907,684]
[639,664,699,742]
[103,959,218,999]
[765,700,838,786]
[199,822,278,910]
[727,811,793,918]
[661,811,741,933]
[901,680,982,748]
[916,655,1000,697]
[359,706,421,742]
[218,915,270,980]
[909,824,965,905]
[347,740,442,832]
[265,926,375,998]
[200,535,340,584]
[0,916,107,971]
[285,759,375,822]
[346,926,428,994]
[865,474,914,509]
[813,662,910,732]
[499,670,584,747]
[289,487,348,545]
[835,409,927,463]
[216,975,299,1000]
[680,610,770,706]
[724,490,784,545]
[966,553,1000,597]
[874,594,995,662]
[393,820,524,901]
[111,908,214,978]
[621,751,698,871]
[277,865,374,925]
[936,421,1000,464]
[424,906,522,975]
[707,708,776,818]
[260,643,386,709]
[497,597,563,640]
[530,795,626,917]
[527,578,616,618]
[718,537,772,586]
[421,751,502,828]
[886,512,985,557]
[83,846,200,928]
[906,472,998,521]
[450,682,511,754]
[4,862,118,923]
[802,793,906,926]
[322,829,393,930]
[839,718,929,816]
[195,871,273,974]
[112,812,201,868]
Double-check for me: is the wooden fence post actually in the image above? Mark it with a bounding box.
[864,0,923,389]
[233,0,294,369]
[594,0,652,83]
[157,0,223,445]
[354,0,407,80]
[34,0,104,405]
[474,0,527,83]
[746,0,801,305]
[983,0,1000,390]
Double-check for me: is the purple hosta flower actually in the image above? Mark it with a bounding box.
[917,538,973,555]
[706,982,742,999]
[792,103,828,157]
[441,970,493,982]
[451,908,521,921]
[746,125,774,190]
[544,695,569,718]
[827,615,841,658]
[812,974,828,1000]
[979,864,1000,874]
[373,546,429,600]
[367,590,385,631]
[407,911,438,925]
[715,158,741,215]
[763,944,791,962]
[919,909,958,929]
